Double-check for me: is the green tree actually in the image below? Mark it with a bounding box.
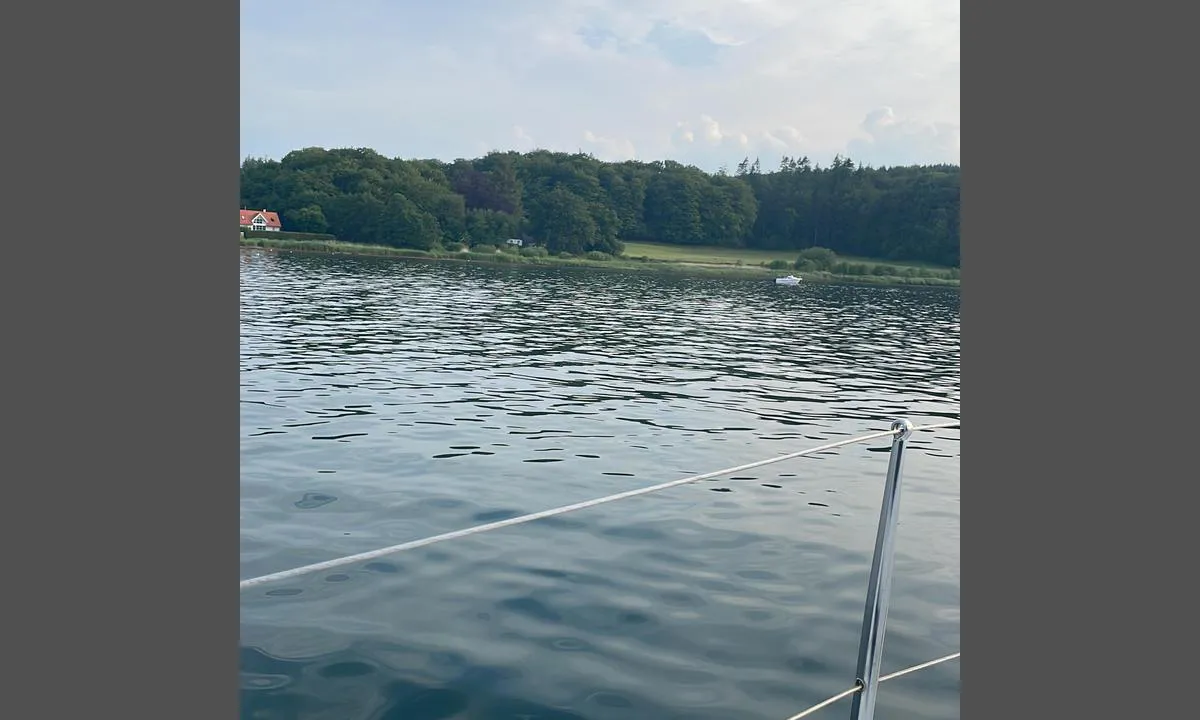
[241,146,959,267]
[527,186,597,255]
[378,194,441,250]
[287,205,329,234]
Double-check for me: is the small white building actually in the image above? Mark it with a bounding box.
[506,238,523,247]
[240,209,283,232]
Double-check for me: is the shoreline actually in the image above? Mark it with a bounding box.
[239,236,960,289]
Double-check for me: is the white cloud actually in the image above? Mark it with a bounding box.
[241,0,959,169]
[582,130,637,161]
[513,126,537,150]
[763,126,804,151]
[847,107,960,167]
[669,115,748,150]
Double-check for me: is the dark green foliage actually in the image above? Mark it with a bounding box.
[767,259,791,270]
[243,229,337,242]
[241,147,959,266]
[794,247,837,271]
[465,208,520,246]
[286,205,330,234]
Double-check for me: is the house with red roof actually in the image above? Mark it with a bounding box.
[240,209,283,232]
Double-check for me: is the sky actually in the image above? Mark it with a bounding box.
[240,0,959,172]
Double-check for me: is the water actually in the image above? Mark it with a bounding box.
[240,249,961,720]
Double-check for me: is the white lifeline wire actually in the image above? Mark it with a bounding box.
[782,651,962,720]
[240,421,958,590]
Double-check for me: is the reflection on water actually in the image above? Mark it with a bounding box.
[240,249,960,720]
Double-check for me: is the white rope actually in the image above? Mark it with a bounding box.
[880,650,961,683]
[783,686,863,720]
[240,421,959,591]
[783,651,961,720]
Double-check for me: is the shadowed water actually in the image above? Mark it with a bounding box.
[240,249,960,720]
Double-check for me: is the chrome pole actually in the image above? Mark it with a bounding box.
[848,419,913,720]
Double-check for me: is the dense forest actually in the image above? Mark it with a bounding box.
[240,147,960,267]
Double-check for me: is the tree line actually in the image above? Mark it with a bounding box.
[240,147,960,266]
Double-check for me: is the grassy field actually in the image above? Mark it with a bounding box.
[622,241,952,271]
[623,241,801,266]
[240,236,772,276]
[240,236,958,288]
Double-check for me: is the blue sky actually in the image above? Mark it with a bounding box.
[240,0,959,171]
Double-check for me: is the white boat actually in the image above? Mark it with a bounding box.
[775,275,801,285]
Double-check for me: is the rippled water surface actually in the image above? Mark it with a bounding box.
[240,249,960,720]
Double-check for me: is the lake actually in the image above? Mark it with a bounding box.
[239,248,961,720]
